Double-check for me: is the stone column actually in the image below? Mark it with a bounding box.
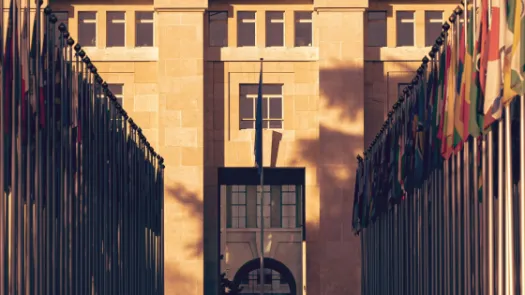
[154,0,207,294]
[314,0,367,294]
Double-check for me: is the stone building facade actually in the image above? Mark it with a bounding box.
[20,0,462,293]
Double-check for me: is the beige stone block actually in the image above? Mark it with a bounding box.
[156,12,181,26]
[134,63,158,83]
[108,62,136,73]
[180,59,204,76]
[295,83,318,96]
[131,112,153,129]
[135,83,158,95]
[294,95,314,111]
[180,11,205,26]
[164,127,198,147]
[179,41,204,59]
[181,109,202,128]
[162,59,182,77]
[294,70,315,84]
[160,110,182,127]
[141,128,158,147]
[159,146,182,167]
[134,94,158,112]
[181,147,204,166]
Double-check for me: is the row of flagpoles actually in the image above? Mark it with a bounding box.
[0,1,165,295]
[354,0,525,294]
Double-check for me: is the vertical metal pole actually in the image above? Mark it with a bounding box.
[487,131,495,295]
[504,106,514,294]
[497,120,504,295]
[520,94,525,295]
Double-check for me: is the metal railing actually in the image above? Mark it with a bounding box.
[354,0,525,294]
[0,1,165,294]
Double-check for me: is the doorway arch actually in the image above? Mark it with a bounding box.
[232,257,297,295]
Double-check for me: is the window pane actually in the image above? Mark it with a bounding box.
[268,120,282,128]
[238,11,256,47]
[78,12,97,47]
[238,206,246,216]
[239,193,246,204]
[240,120,254,129]
[209,11,228,47]
[367,11,386,47]
[396,11,415,46]
[263,84,282,95]
[425,11,443,46]
[136,11,154,47]
[269,98,282,119]
[266,11,284,47]
[108,84,123,96]
[240,84,258,95]
[107,12,125,47]
[240,95,253,119]
[238,219,246,228]
[262,97,268,119]
[294,12,312,47]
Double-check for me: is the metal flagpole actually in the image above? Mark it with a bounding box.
[257,58,264,295]
[504,105,514,294]
[497,119,504,295]
[519,94,525,294]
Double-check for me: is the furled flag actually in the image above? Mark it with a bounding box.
[502,0,525,104]
[3,0,14,192]
[483,0,505,129]
[20,0,30,145]
[454,16,466,149]
[442,25,457,159]
[254,60,263,176]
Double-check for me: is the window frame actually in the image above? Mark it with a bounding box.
[280,185,298,228]
[237,11,257,47]
[397,82,411,99]
[294,11,313,47]
[424,11,444,47]
[108,83,124,107]
[135,11,155,47]
[265,11,285,47]
[106,11,126,48]
[239,84,284,130]
[366,10,387,47]
[78,11,98,47]
[395,10,416,47]
[208,11,228,47]
[256,185,271,229]
[230,185,248,229]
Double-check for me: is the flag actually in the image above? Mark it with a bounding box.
[483,0,505,129]
[254,60,263,176]
[442,27,456,159]
[454,17,466,149]
[3,0,14,192]
[20,2,30,145]
[502,0,525,105]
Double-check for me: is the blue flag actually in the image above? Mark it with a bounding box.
[254,61,263,175]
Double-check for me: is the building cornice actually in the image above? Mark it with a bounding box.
[314,7,366,12]
[154,7,206,12]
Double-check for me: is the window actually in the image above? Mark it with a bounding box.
[366,11,387,47]
[54,12,69,44]
[266,11,284,47]
[425,11,443,46]
[237,11,256,47]
[136,11,154,47]
[231,185,247,228]
[108,84,124,107]
[398,83,410,98]
[257,185,271,228]
[281,185,297,228]
[208,11,228,47]
[239,84,283,129]
[78,12,97,47]
[396,11,415,46]
[294,11,312,47]
[106,12,125,47]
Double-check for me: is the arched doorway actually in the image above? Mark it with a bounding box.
[232,258,297,295]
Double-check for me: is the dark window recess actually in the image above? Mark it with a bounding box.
[366,11,387,47]
[107,12,125,47]
[396,11,415,46]
[108,84,124,107]
[294,11,312,47]
[237,11,256,47]
[208,11,228,47]
[78,12,97,47]
[425,11,443,46]
[239,84,283,130]
[135,11,154,47]
[265,11,284,47]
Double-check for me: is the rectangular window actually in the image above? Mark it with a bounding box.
[208,11,228,47]
[398,83,410,98]
[425,11,443,46]
[106,12,126,47]
[256,185,271,228]
[135,11,154,47]
[237,11,256,47]
[108,84,124,107]
[396,11,415,47]
[78,12,97,47]
[281,185,297,228]
[294,11,312,47]
[239,84,283,129]
[231,185,247,228]
[265,11,284,47]
[54,12,69,44]
[366,11,387,47]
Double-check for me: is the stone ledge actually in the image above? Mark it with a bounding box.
[365,46,431,61]
[207,47,319,62]
[82,47,159,62]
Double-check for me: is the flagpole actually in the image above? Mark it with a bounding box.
[257,57,264,295]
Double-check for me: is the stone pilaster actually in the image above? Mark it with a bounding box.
[154,0,207,294]
[314,0,367,294]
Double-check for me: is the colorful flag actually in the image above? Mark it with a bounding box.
[3,0,14,192]
[20,2,30,145]
[442,26,457,159]
[454,16,466,149]
[483,0,505,129]
[502,0,525,105]
[254,60,263,176]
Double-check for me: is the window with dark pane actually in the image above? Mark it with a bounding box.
[135,11,154,47]
[294,11,312,47]
[425,11,443,46]
[396,11,415,46]
[366,11,387,47]
[237,11,256,47]
[78,12,97,47]
[397,83,410,99]
[54,12,69,45]
[107,12,125,47]
[209,11,228,47]
[266,11,284,47]
[231,185,247,228]
[256,185,271,228]
[239,84,283,130]
[281,185,297,228]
